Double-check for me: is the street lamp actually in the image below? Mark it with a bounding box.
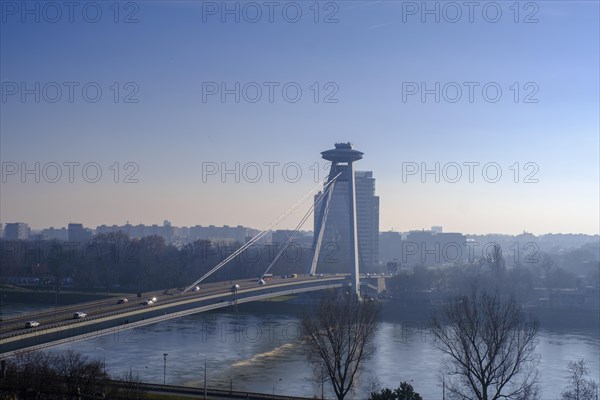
[95,347,106,375]
[163,353,168,385]
[197,353,207,400]
[272,378,282,396]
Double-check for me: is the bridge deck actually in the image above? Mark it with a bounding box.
[0,275,349,357]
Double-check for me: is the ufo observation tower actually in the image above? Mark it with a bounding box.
[309,143,363,296]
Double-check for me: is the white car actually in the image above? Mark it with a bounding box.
[73,312,87,319]
[151,297,157,302]
[258,279,266,285]
[193,286,200,291]
[25,321,40,328]
[117,298,128,304]
[141,300,153,306]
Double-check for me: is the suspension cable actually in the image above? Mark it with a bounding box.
[183,172,342,292]
[261,174,339,278]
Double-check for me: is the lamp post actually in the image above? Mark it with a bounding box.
[197,353,207,400]
[442,376,445,400]
[272,378,282,396]
[163,353,168,384]
[320,367,325,399]
[95,348,106,375]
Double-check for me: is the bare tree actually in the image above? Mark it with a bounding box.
[1,350,107,399]
[301,291,380,400]
[561,359,599,400]
[430,289,540,400]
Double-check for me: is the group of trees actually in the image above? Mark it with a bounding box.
[301,288,598,400]
[1,232,313,291]
[387,244,599,303]
[561,359,599,400]
[0,349,144,399]
[369,382,423,400]
[2,235,598,295]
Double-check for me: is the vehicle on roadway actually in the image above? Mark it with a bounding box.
[73,312,87,319]
[231,284,240,292]
[193,286,200,291]
[117,298,128,304]
[25,321,40,328]
[290,273,298,278]
[151,297,158,302]
[258,279,266,285]
[141,300,153,306]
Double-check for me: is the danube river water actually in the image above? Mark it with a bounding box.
[4,303,599,399]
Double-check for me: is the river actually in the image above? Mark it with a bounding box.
[3,303,599,399]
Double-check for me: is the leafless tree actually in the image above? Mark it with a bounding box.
[561,359,599,400]
[301,291,380,400]
[0,350,109,399]
[430,289,540,400]
[54,349,106,399]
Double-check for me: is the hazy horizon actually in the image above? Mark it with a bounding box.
[2,1,599,235]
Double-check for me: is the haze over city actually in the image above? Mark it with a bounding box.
[1,1,598,235]
[0,1,598,399]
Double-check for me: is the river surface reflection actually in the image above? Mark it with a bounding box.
[5,303,599,399]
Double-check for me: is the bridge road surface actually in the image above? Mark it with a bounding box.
[0,274,349,357]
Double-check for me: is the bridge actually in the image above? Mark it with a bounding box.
[1,143,375,358]
[0,275,351,357]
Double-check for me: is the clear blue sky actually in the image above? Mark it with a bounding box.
[1,0,598,234]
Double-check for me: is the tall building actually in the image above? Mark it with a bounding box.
[68,223,93,242]
[379,231,403,264]
[314,170,379,271]
[403,230,466,267]
[3,222,30,240]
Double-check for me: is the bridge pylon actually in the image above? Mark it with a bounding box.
[308,143,363,297]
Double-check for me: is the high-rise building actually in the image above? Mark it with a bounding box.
[403,230,466,267]
[3,222,30,240]
[68,223,93,242]
[379,231,403,264]
[314,170,379,271]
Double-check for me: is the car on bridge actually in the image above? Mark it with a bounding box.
[258,279,266,285]
[193,286,200,291]
[24,321,40,328]
[117,298,128,304]
[73,312,87,319]
[141,300,153,306]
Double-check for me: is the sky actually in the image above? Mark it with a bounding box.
[0,0,599,235]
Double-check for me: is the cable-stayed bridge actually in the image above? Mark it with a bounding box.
[1,143,373,357]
